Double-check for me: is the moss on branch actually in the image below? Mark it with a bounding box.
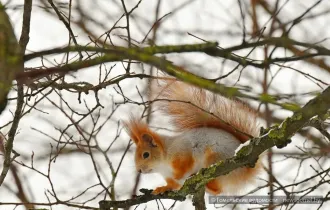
[0,4,22,114]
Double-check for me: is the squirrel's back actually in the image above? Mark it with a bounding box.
[166,127,241,160]
[153,80,259,143]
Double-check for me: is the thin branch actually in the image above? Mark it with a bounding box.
[47,0,83,59]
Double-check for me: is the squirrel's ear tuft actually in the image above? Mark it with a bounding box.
[123,115,164,150]
[123,116,144,144]
[141,133,157,147]
[123,116,154,145]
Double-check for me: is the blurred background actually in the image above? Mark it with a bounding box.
[0,0,329,209]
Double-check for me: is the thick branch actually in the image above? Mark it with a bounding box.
[0,4,22,114]
[19,44,301,111]
[99,189,185,209]
[192,188,206,210]
[24,37,330,70]
[23,42,219,61]
[0,2,25,186]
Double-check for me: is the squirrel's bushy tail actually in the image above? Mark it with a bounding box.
[153,79,259,143]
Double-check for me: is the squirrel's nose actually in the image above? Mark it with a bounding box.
[138,169,142,173]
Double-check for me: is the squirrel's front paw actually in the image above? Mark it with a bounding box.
[152,178,181,194]
[152,186,170,195]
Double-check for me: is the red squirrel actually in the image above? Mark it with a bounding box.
[125,79,262,195]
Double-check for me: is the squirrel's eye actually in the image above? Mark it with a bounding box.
[143,152,150,159]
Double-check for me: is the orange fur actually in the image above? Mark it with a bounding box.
[241,159,262,182]
[152,178,181,194]
[204,147,220,166]
[171,153,195,179]
[153,80,259,143]
[206,179,222,195]
[124,117,164,152]
[204,147,222,194]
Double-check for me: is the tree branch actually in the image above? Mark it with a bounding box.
[0,3,22,114]
[24,37,330,70]
[19,43,302,111]
[0,2,25,186]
